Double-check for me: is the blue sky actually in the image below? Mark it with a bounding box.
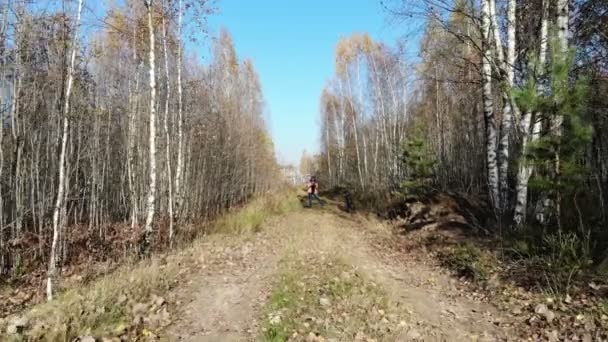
[206,0,423,166]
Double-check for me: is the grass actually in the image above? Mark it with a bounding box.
[213,188,301,234]
[8,255,183,341]
[2,188,301,341]
[261,254,404,342]
[438,243,497,282]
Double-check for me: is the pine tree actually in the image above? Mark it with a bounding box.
[513,38,593,230]
[400,123,436,195]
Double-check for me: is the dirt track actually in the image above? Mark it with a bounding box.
[165,197,513,341]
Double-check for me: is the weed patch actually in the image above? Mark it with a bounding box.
[438,243,497,282]
[2,252,186,341]
[508,230,593,294]
[213,189,300,234]
[261,255,406,341]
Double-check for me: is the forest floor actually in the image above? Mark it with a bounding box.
[3,191,606,341]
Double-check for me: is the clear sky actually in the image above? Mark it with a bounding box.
[206,0,422,166]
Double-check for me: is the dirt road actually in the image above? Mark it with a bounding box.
[166,201,511,341]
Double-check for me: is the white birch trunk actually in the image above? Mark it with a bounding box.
[481,0,499,209]
[174,0,184,220]
[325,113,332,185]
[552,0,569,227]
[143,0,157,249]
[47,0,83,301]
[161,8,174,246]
[355,58,369,182]
[490,0,516,211]
[514,0,548,225]
[341,78,364,190]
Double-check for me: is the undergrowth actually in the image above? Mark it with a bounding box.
[508,229,593,294]
[438,243,497,282]
[9,255,183,341]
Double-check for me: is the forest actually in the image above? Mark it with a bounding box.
[315,0,608,279]
[0,0,278,300]
[0,0,607,339]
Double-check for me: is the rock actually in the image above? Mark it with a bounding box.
[354,332,368,341]
[546,330,559,342]
[117,293,128,305]
[29,322,47,337]
[478,336,495,342]
[535,304,555,323]
[132,315,144,326]
[132,302,148,315]
[152,294,166,307]
[406,329,422,340]
[159,307,170,323]
[6,324,19,335]
[78,336,96,342]
[319,297,331,307]
[114,323,128,335]
[6,316,28,335]
[306,332,320,342]
[269,314,281,325]
[511,307,523,315]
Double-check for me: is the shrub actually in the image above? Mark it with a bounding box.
[535,231,592,294]
[438,243,496,282]
[509,229,592,294]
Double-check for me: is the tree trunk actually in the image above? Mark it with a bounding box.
[47,0,84,301]
[174,0,184,221]
[514,0,549,226]
[481,0,499,210]
[341,79,364,190]
[325,113,332,186]
[497,0,517,212]
[143,0,157,252]
[161,5,174,247]
[553,0,569,229]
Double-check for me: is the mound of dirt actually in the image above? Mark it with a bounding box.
[381,192,494,238]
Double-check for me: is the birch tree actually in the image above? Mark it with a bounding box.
[142,0,157,252]
[0,0,277,283]
[481,0,499,209]
[175,0,184,223]
[161,0,174,245]
[514,0,549,225]
[47,0,84,301]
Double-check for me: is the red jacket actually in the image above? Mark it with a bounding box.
[307,181,318,194]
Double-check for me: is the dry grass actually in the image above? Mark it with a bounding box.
[213,188,301,234]
[2,188,301,341]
